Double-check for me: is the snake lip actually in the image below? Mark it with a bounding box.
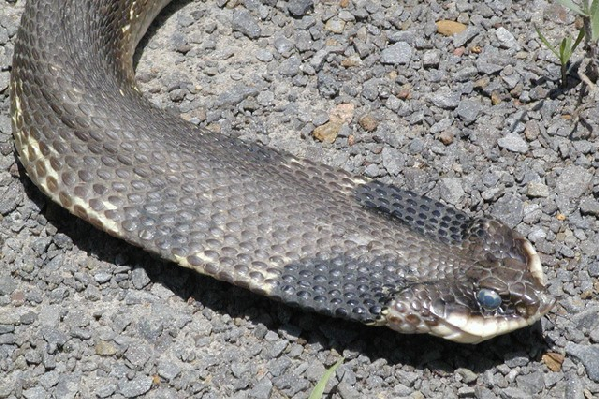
[520,236,556,318]
[519,236,547,288]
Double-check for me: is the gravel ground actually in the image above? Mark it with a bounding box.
[1,0,598,398]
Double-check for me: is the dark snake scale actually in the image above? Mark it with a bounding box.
[10,0,555,343]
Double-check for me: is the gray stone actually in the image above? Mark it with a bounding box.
[268,340,288,358]
[215,85,259,107]
[476,58,504,75]
[0,275,15,296]
[249,378,273,399]
[0,378,13,399]
[501,72,520,89]
[565,343,599,382]
[232,10,261,39]
[457,386,476,398]
[158,360,181,381]
[364,163,382,178]
[580,197,599,216]
[564,372,585,399]
[0,71,9,92]
[430,118,453,134]
[94,272,112,283]
[293,30,312,53]
[497,133,528,153]
[131,267,150,289]
[0,333,15,345]
[317,72,339,97]
[338,382,361,399]
[64,310,89,328]
[528,227,547,242]
[137,316,165,341]
[125,344,152,370]
[381,147,405,177]
[380,42,412,65]
[119,376,153,398]
[423,49,440,67]
[456,368,478,384]
[337,10,354,22]
[306,362,326,382]
[496,27,521,50]
[324,18,345,33]
[55,374,80,399]
[39,305,60,327]
[439,178,465,205]
[515,371,544,395]
[279,55,301,76]
[430,88,460,109]
[0,181,20,216]
[388,30,415,44]
[255,48,273,62]
[0,115,11,135]
[572,307,599,330]
[491,194,524,228]
[362,78,380,101]
[454,66,478,82]
[267,356,292,376]
[456,99,482,122]
[556,165,593,198]
[453,27,480,47]
[0,325,13,334]
[272,373,310,396]
[274,36,294,55]
[526,181,549,198]
[474,386,498,399]
[95,384,117,398]
[394,383,413,396]
[498,387,529,399]
[22,386,46,399]
[39,370,60,389]
[309,48,332,71]
[257,90,275,105]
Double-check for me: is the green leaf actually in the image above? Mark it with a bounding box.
[559,37,571,64]
[556,0,585,15]
[535,26,561,59]
[308,357,344,399]
[591,0,599,41]
[572,28,586,52]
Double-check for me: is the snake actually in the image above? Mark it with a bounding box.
[9,0,555,343]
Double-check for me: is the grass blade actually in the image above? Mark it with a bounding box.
[591,0,599,41]
[560,37,572,64]
[556,0,585,15]
[535,26,560,59]
[308,357,345,399]
[572,28,586,52]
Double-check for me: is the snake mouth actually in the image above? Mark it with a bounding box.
[383,234,555,344]
[439,238,555,343]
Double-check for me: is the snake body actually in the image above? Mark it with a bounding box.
[10,0,554,343]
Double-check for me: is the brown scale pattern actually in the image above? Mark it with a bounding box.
[10,0,554,341]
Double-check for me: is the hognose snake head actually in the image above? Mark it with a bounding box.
[381,221,555,343]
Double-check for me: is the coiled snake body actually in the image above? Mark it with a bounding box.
[10,0,554,343]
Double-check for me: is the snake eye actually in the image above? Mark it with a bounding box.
[477,289,502,311]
